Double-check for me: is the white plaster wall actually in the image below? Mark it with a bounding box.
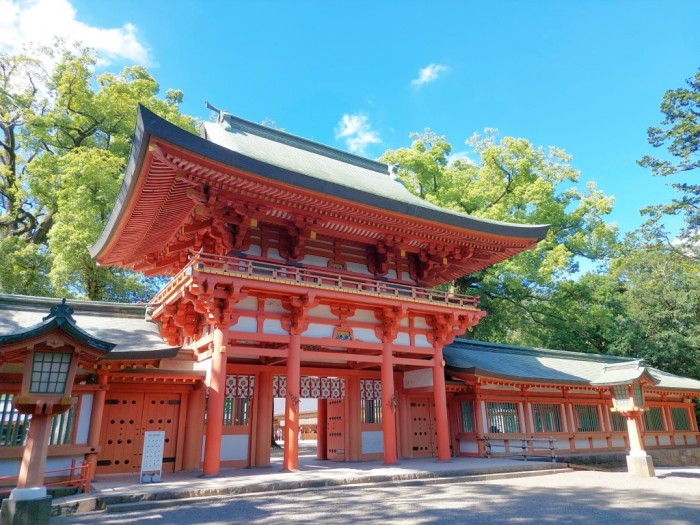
[386,269,397,279]
[263,319,287,335]
[267,248,282,260]
[232,316,257,333]
[362,431,384,454]
[412,317,429,329]
[414,334,432,348]
[393,332,410,346]
[574,438,590,450]
[301,254,329,267]
[349,309,376,323]
[220,435,249,461]
[400,272,413,282]
[236,296,258,311]
[612,437,626,448]
[658,435,672,446]
[687,435,698,445]
[346,262,371,275]
[592,438,607,449]
[305,323,334,338]
[263,298,286,313]
[245,244,262,256]
[460,440,479,454]
[353,328,381,343]
[75,394,93,444]
[404,368,433,389]
[308,305,335,319]
[644,436,656,447]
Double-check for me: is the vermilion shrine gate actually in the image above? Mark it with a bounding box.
[89,106,548,473]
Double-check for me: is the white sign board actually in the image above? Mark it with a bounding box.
[140,431,165,483]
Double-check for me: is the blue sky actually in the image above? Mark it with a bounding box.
[2,0,699,235]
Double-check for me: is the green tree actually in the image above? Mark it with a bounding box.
[607,244,700,379]
[0,44,196,300]
[381,129,618,343]
[638,67,700,252]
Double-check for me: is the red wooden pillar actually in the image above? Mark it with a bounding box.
[381,341,398,464]
[432,345,451,461]
[317,398,328,460]
[85,374,108,477]
[17,415,52,488]
[183,381,206,470]
[284,332,301,470]
[203,326,227,476]
[346,375,361,461]
[253,371,273,467]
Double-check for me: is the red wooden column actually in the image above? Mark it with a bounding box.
[284,332,301,470]
[17,415,52,488]
[381,341,398,464]
[376,307,403,465]
[203,326,227,476]
[432,344,451,461]
[346,375,361,461]
[253,371,273,467]
[85,374,108,477]
[316,398,328,460]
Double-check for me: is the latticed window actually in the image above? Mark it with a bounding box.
[671,407,691,431]
[223,398,250,426]
[573,404,600,432]
[533,403,562,433]
[487,402,520,433]
[361,399,382,424]
[460,402,474,432]
[611,411,627,431]
[0,394,75,446]
[643,406,664,431]
[30,352,72,394]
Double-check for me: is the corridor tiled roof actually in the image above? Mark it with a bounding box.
[444,339,700,392]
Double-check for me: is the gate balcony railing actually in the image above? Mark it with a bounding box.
[154,252,480,310]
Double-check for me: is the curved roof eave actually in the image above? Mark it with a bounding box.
[90,106,550,261]
[0,315,116,354]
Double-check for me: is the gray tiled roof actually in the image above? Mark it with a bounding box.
[445,339,700,393]
[201,113,551,240]
[0,295,179,360]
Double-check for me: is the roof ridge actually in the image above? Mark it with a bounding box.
[450,338,633,363]
[0,294,147,319]
[212,112,390,175]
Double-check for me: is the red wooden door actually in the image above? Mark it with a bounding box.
[410,398,437,457]
[98,391,181,474]
[98,393,144,474]
[327,398,345,461]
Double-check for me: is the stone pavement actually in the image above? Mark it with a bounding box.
[51,441,568,517]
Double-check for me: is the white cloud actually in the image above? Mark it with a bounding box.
[0,0,149,65]
[447,151,476,166]
[411,63,449,86]
[335,113,381,155]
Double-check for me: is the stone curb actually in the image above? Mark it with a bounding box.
[52,465,570,517]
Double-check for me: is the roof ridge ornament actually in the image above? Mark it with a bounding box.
[42,298,76,324]
[205,101,228,125]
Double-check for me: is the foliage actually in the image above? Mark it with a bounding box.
[604,245,700,380]
[381,129,618,342]
[0,44,196,300]
[638,67,700,254]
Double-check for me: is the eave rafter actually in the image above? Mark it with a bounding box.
[117,140,539,275]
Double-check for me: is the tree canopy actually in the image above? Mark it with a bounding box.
[381,129,618,343]
[0,44,196,300]
[638,67,700,253]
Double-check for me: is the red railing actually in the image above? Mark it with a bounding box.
[0,460,91,496]
[154,252,480,310]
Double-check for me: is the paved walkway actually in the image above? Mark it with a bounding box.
[52,442,566,516]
